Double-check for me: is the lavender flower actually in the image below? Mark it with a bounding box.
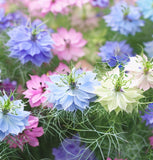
[104,1,144,35]
[46,68,99,112]
[141,103,153,127]
[98,41,134,67]
[6,21,54,66]
[52,135,97,160]
[91,0,109,8]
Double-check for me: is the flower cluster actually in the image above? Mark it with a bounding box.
[104,1,144,35]
[6,115,44,150]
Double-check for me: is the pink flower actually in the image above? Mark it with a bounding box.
[149,133,153,148]
[48,62,70,75]
[75,60,93,71]
[124,55,153,91]
[114,0,137,5]
[68,0,90,7]
[23,74,51,107]
[6,116,44,151]
[52,28,87,62]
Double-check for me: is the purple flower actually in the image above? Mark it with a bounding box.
[0,78,17,96]
[98,41,134,67]
[91,0,109,8]
[6,21,54,66]
[52,134,97,160]
[0,8,11,31]
[104,1,144,35]
[141,103,153,127]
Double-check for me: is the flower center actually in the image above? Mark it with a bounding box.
[143,61,152,75]
[64,39,71,49]
[2,98,11,115]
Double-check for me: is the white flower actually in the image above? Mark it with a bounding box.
[95,67,143,113]
[124,55,153,91]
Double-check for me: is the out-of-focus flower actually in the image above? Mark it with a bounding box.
[144,40,153,57]
[137,0,153,21]
[104,1,144,35]
[149,131,153,148]
[68,0,90,7]
[52,28,87,62]
[98,41,134,67]
[0,8,11,31]
[115,0,137,5]
[6,22,54,66]
[91,0,109,8]
[70,4,99,32]
[75,60,94,71]
[23,74,50,108]
[52,134,97,160]
[95,67,143,113]
[0,94,30,141]
[0,78,17,96]
[124,55,153,91]
[141,103,153,127]
[46,68,99,112]
[6,115,44,150]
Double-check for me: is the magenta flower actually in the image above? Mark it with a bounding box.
[52,28,87,62]
[149,133,153,148]
[23,74,51,108]
[6,115,44,151]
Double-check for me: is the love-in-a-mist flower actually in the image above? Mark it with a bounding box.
[46,68,99,112]
[23,74,51,108]
[95,67,143,113]
[144,40,153,57]
[6,21,54,66]
[52,28,87,62]
[52,134,97,160]
[124,54,153,91]
[141,103,153,127]
[0,8,11,31]
[0,93,30,141]
[104,1,144,35]
[98,41,134,67]
[91,0,109,8]
[137,0,153,21]
[6,115,44,150]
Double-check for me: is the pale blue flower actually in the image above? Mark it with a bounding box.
[137,0,153,21]
[46,68,99,112]
[104,2,144,35]
[144,40,153,57]
[0,94,30,141]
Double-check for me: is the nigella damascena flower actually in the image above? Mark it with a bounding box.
[124,54,153,91]
[137,0,153,21]
[6,22,54,66]
[23,74,51,108]
[52,28,87,62]
[0,94,30,141]
[104,1,144,35]
[46,68,99,112]
[52,134,97,160]
[141,103,153,127]
[144,40,153,57]
[6,115,44,150]
[0,8,11,31]
[91,0,109,8]
[95,67,143,113]
[98,41,134,67]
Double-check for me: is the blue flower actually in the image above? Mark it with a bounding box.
[141,103,153,127]
[0,94,30,141]
[46,68,99,112]
[98,41,134,67]
[6,22,54,66]
[91,0,109,8]
[52,134,97,160]
[144,40,153,57]
[104,2,144,36]
[137,0,153,21]
[0,8,11,31]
